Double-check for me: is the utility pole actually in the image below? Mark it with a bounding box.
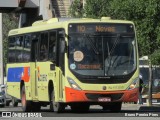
[0,13,3,85]
[148,59,152,106]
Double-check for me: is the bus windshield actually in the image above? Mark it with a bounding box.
[68,23,136,77]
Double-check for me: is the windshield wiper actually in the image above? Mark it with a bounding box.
[109,34,121,55]
[83,34,99,54]
[105,34,121,76]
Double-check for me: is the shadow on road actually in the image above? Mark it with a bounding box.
[139,106,160,112]
[40,106,160,113]
[1,104,159,117]
[38,107,160,117]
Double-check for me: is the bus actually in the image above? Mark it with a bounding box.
[139,56,160,104]
[6,17,139,112]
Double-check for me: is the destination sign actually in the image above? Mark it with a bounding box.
[68,23,134,33]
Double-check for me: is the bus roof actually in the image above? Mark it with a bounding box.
[8,17,134,36]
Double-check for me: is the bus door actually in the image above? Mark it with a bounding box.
[30,37,39,99]
[55,30,65,101]
[36,32,50,101]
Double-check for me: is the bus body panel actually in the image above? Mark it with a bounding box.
[65,70,139,91]
[65,87,138,103]
[34,61,52,102]
[63,69,139,103]
[7,63,32,100]
[6,18,139,110]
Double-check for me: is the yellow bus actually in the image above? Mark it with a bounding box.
[6,17,139,112]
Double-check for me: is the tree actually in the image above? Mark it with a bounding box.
[83,0,111,18]
[107,0,160,57]
[68,0,84,18]
[2,13,18,72]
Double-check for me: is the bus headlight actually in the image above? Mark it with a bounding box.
[127,77,139,90]
[67,77,82,90]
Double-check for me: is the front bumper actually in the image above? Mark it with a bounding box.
[65,87,138,103]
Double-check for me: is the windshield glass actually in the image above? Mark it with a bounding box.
[68,23,137,77]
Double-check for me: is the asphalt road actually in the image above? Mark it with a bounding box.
[0,103,160,117]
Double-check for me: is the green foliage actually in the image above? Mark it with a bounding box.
[69,0,84,17]
[2,13,18,66]
[150,49,160,65]
[107,0,160,57]
[69,0,160,64]
[84,0,111,18]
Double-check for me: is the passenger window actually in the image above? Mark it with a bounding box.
[40,33,48,61]
[49,31,56,61]
[15,36,24,62]
[31,33,40,61]
[8,37,16,62]
[24,34,31,62]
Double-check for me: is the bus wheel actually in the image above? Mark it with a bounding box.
[12,97,18,107]
[21,86,32,112]
[54,102,65,113]
[109,102,122,112]
[49,91,54,111]
[51,91,65,113]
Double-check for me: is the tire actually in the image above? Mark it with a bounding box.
[21,85,32,112]
[54,102,65,113]
[50,90,65,113]
[12,97,18,107]
[49,91,54,111]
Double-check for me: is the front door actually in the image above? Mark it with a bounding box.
[30,39,39,99]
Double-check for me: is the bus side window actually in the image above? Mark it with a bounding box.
[40,33,49,61]
[58,30,65,74]
[8,37,16,62]
[49,31,56,61]
[24,34,31,62]
[15,36,24,62]
[31,34,39,62]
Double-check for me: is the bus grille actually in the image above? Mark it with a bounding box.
[85,93,123,101]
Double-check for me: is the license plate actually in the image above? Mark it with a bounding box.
[98,97,111,102]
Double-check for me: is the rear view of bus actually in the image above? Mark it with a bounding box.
[66,18,139,112]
